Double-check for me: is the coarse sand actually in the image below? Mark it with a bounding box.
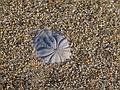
[0,0,120,90]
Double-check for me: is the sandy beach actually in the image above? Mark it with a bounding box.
[0,0,120,90]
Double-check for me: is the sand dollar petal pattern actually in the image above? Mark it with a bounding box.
[32,29,71,63]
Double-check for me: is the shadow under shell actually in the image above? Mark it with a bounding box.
[32,29,71,63]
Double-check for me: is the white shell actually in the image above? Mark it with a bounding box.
[32,29,71,63]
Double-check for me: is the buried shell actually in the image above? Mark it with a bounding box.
[32,29,71,63]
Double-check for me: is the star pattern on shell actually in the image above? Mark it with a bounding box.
[32,29,71,63]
